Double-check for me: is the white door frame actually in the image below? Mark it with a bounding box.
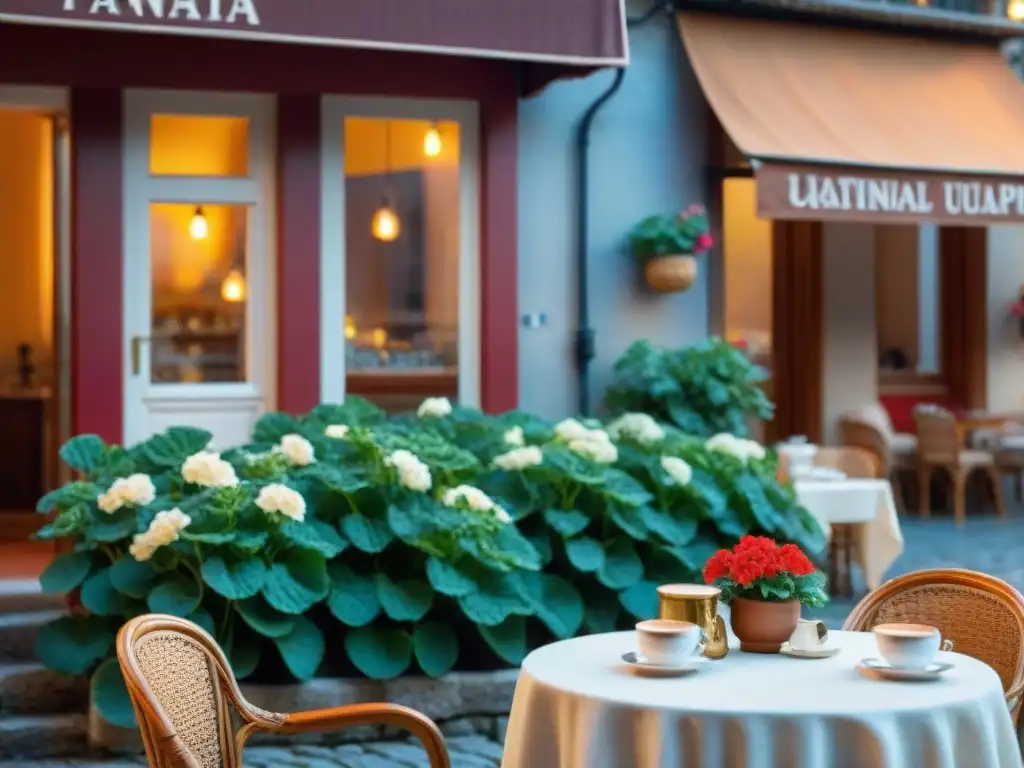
[122,89,277,447]
[319,96,481,407]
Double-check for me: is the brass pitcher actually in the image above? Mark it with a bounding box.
[657,584,729,659]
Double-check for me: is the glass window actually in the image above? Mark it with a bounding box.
[149,115,249,177]
[723,178,773,371]
[343,117,460,411]
[149,202,248,384]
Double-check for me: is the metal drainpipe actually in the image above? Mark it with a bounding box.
[574,1,673,415]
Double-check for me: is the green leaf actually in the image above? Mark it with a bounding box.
[520,572,584,639]
[425,557,478,598]
[273,615,324,680]
[262,550,329,615]
[597,538,644,590]
[340,512,393,554]
[202,557,267,600]
[37,481,100,513]
[608,502,648,540]
[326,563,380,627]
[458,572,531,627]
[663,536,720,572]
[253,412,301,444]
[91,657,136,729]
[279,519,347,558]
[86,510,139,543]
[584,590,621,633]
[619,581,660,620]
[603,468,654,507]
[734,473,780,532]
[35,615,113,675]
[413,622,459,677]
[564,536,605,573]
[345,626,413,679]
[39,551,93,594]
[304,463,372,494]
[59,434,106,475]
[228,635,261,680]
[147,574,202,617]
[81,568,125,617]
[376,574,433,622]
[235,596,295,638]
[639,506,698,546]
[478,616,527,665]
[187,607,216,637]
[139,427,212,470]
[543,508,590,537]
[108,558,158,599]
[180,531,235,545]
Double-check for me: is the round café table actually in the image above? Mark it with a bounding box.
[501,630,1021,768]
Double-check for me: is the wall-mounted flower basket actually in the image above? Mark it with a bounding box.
[627,203,712,294]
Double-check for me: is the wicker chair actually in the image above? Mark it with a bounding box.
[116,614,451,768]
[838,404,916,511]
[913,404,1006,526]
[843,569,1024,725]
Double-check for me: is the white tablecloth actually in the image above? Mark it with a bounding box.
[795,479,904,589]
[502,630,1020,768]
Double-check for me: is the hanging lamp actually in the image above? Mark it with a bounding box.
[371,122,400,242]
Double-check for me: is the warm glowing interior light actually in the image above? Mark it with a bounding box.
[189,207,209,241]
[1010,0,1024,19]
[371,203,400,242]
[345,315,357,340]
[424,125,443,158]
[221,268,246,303]
[372,327,389,349]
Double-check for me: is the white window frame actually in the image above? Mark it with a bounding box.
[319,96,481,407]
[122,89,276,445]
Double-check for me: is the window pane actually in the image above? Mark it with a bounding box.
[343,117,460,410]
[150,115,249,176]
[150,203,248,384]
[723,178,772,370]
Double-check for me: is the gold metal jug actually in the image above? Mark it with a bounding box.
[657,584,729,659]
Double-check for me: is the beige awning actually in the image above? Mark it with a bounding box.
[678,12,1024,224]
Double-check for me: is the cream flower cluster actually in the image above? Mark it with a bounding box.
[493,445,543,471]
[277,433,317,466]
[182,451,239,488]
[255,483,306,522]
[607,412,666,446]
[324,424,350,440]
[417,397,453,419]
[705,433,767,463]
[385,449,433,492]
[443,484,512,524]
[97,474,156,514]
[660,456,693,486]
[129,508,191,562]
[503,426,525,447]
[556,419,618,464]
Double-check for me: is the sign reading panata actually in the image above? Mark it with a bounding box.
[60,0,260,25]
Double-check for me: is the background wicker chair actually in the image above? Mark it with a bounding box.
[838,404,915,511]
[913,404,1005,526]
[116,614,450,768]
[843,568,1024,725]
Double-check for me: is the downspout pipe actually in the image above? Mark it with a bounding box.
[574,1,673,415]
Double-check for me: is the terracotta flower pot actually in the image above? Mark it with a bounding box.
[729,597,801,653]
[644,254,697,293]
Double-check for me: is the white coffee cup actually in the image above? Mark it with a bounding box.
[873,623,946,669]
[635,619,702,666]
[789,618,828,652]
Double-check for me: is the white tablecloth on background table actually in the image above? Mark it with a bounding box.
[795,478,903,589]
[501,631,1019,768]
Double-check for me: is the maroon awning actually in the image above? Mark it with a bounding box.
[0,0,628,66]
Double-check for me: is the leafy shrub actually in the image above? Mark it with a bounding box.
[34,398,824,727]
[604,338,774,438]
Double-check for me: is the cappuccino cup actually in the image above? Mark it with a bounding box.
[873,623,948,669]
[635,619,702,666]
[789,618,829,652]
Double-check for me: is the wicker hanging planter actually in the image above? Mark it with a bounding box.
[644,254,698,293]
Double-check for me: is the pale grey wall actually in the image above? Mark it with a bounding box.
[516,8,710,419]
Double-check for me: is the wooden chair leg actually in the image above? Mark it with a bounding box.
[987,467,1008,518]
[953,469,967,527]
[918,464,933,518]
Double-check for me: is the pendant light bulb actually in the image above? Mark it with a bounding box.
[189,206,209,241]
[221,268,246,303]
[424,124,443,158]
[1010,0,1024,19]
[371,200,400,242]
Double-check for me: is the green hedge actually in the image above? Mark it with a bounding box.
[34,398,825,727]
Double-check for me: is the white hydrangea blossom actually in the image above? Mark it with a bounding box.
[417,397,453,419]
[277,433,317,466]
[442,484,512,524]
[97,473,156,514]
[493,446,543,471]
[129,508,191,562]
[660,456,693,486]
[385,449,433,492]
[568,436,618,464]
[503,426,525,447]
[255,483,307,522]
[554,418,591,442]
[705,433,767,463]
[181,451,239,488]
[607,413,666,446]
[324,424,350,440]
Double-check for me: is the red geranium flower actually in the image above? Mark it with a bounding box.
[778,543,814,576]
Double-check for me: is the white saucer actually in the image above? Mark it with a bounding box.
[621,651,708,677]
[856,657,954,682]
[780,642,840,659]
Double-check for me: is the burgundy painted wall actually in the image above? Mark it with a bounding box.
[1,24,520,440]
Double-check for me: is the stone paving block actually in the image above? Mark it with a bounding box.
[447,735,505,761]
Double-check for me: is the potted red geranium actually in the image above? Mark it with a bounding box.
[704,535,828,653]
